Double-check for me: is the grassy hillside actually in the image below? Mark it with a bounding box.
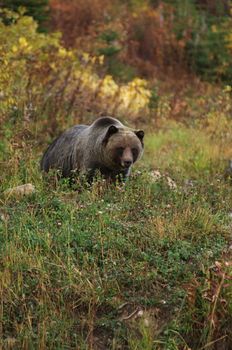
[1,118,232,349]
[1,7,232,350]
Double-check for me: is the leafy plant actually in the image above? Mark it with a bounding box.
[2,0,50,31]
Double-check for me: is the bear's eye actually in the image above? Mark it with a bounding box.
[116,147,124,155]
[132,148,138,160]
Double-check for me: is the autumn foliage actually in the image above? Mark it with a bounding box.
[50,0,110,47]
[0,9,151,141]
[49,0,232,82]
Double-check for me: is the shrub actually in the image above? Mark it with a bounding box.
[1,0,50,31]
[0,10,151,138]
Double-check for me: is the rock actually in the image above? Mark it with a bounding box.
[4,183,35,198]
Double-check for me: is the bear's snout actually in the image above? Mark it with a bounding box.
[122,159,132,168]
[121,147,133,168]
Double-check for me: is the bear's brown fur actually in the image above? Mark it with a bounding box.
[40,117,144,182]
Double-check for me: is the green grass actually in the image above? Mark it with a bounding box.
[1,121,232,349]
[144,122,226,178]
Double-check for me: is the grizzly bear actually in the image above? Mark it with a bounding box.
[40,117,144,182]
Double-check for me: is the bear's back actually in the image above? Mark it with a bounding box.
[40,125,87,173]
[90,117,123,130]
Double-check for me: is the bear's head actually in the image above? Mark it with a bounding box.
[102,125,144,170]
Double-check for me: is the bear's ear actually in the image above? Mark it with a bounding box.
[135,130,144,143]
[103,125,118,145]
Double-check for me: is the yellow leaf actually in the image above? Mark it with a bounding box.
[82,52,90,63]
[98,55,104,65]
[19,37,28,47]
[58,48,67,57]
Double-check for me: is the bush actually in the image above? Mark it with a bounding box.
[1,0,50,31]
[0,10,151,137]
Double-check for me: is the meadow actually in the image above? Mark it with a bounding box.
[1,115,232,349]
[1,4,232,350]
